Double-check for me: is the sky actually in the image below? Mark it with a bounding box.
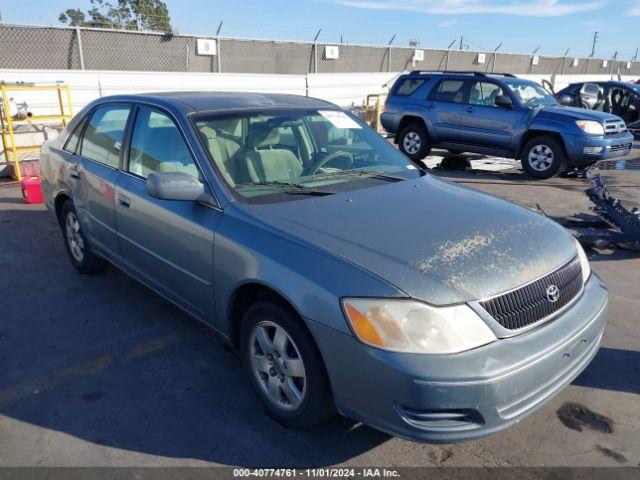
[2,0,639,58]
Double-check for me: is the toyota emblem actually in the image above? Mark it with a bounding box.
[546,284,560,303]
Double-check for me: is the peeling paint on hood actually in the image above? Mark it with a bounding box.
[244,175,577,305]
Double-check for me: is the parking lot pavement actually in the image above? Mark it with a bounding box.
[1,158,639,468]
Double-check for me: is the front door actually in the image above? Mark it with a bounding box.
[458,81,517,150]
[75,103,133,259]
[114,105,221,320]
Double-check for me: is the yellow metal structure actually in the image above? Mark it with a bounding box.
[363,93,387,133]
[1,83,73,181]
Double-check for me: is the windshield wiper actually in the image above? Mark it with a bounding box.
[235,180,335,196]
[312,169,409,182]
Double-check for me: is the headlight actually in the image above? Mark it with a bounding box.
[342,299,497,354]
[575,238,591,284]
[576,120,605,135]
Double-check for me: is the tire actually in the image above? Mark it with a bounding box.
[240,300,335,429]
[520,136,567,180]
[398,123,431,161]
[60,200,109,274]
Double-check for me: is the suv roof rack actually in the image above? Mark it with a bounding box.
[409,70,517,78]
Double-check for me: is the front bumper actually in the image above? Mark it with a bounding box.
[564,132,634,165]
[309,274,608,443]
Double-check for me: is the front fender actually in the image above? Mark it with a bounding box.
[213,205,404,338]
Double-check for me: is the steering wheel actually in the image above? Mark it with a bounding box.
[309,150,353,175]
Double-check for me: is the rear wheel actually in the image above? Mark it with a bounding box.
[521,136,567,179]
[240,300,334,429]
[60,200,109,274]
[398,123,431,161]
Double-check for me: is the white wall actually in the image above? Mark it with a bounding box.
[2,68,637,115]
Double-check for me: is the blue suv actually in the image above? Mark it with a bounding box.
[382,71,634,179]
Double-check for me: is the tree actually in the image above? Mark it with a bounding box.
[59,0,172,32]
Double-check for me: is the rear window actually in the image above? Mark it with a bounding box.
[428,79,466,103]
[394,78,426,96]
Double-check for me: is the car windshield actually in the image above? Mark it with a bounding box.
[194,109,423,203]
[503,79,557,107]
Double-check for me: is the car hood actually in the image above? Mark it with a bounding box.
[241,175,577,305]
[538,105,619,122]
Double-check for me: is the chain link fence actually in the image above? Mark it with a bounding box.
[2,23,640,76]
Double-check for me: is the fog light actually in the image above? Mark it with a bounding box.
[583,146,604,154]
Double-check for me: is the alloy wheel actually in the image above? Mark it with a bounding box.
[403,131,421,155]
[249,320,307,411]
[65,212,85,262]
[528,144,554,171]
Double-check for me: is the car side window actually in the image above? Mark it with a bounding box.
[80,105,132,168]
[469,82,505,107]
[63,118,86,153]
[128,107,199,180]
[395,78,426,96]
[428,80,466,103]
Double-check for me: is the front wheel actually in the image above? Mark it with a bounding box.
[398,123,431,161]
[521,136,567,180]
[240,301,335,429]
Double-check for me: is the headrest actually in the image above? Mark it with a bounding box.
[248,122,280,148]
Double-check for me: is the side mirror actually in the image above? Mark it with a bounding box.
[559,95,574,106]
[147,171,204,201]
[494,95,513,108]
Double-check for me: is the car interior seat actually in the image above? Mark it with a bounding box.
[241,122,303,183]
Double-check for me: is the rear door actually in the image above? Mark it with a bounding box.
[114,105,221,320]
[425,79,467,142]
[76,103,133,259]
[459,80,517,150]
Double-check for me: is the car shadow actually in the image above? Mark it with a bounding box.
[0,206,389,466]
[572,347,640,395]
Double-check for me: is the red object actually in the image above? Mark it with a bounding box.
[20,175,45,204]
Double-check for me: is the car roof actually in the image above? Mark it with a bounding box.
[91,92,336,113]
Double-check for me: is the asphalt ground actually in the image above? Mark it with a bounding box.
[0,145,638,468]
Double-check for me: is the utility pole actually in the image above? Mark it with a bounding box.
[633,48,638,62]
[561,47,570,75]
[459,36,464,50]
[590,32,599,58]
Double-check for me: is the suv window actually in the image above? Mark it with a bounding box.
[80,105,131,168]
[395,78,426,96]
[128,107,199,179]
[469,81,506,107]
[428,80,466,103]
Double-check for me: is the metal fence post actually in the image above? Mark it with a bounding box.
[314,43,318,74]
[217,36,222,73]
[76,26,85,70]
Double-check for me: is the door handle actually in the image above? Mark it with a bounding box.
[427,103,436,109]
[466,107,475,113]
[118,194,131,208]
[69,166,80,179]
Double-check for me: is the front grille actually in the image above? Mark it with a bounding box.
[604,119,627,135]
[610,143,632,153]
[480,256,583,330]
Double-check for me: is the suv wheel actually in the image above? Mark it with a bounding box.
[398,123,431,161]
[240,300,334,429]
[521,136,567,179]
[60,200,109,274]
